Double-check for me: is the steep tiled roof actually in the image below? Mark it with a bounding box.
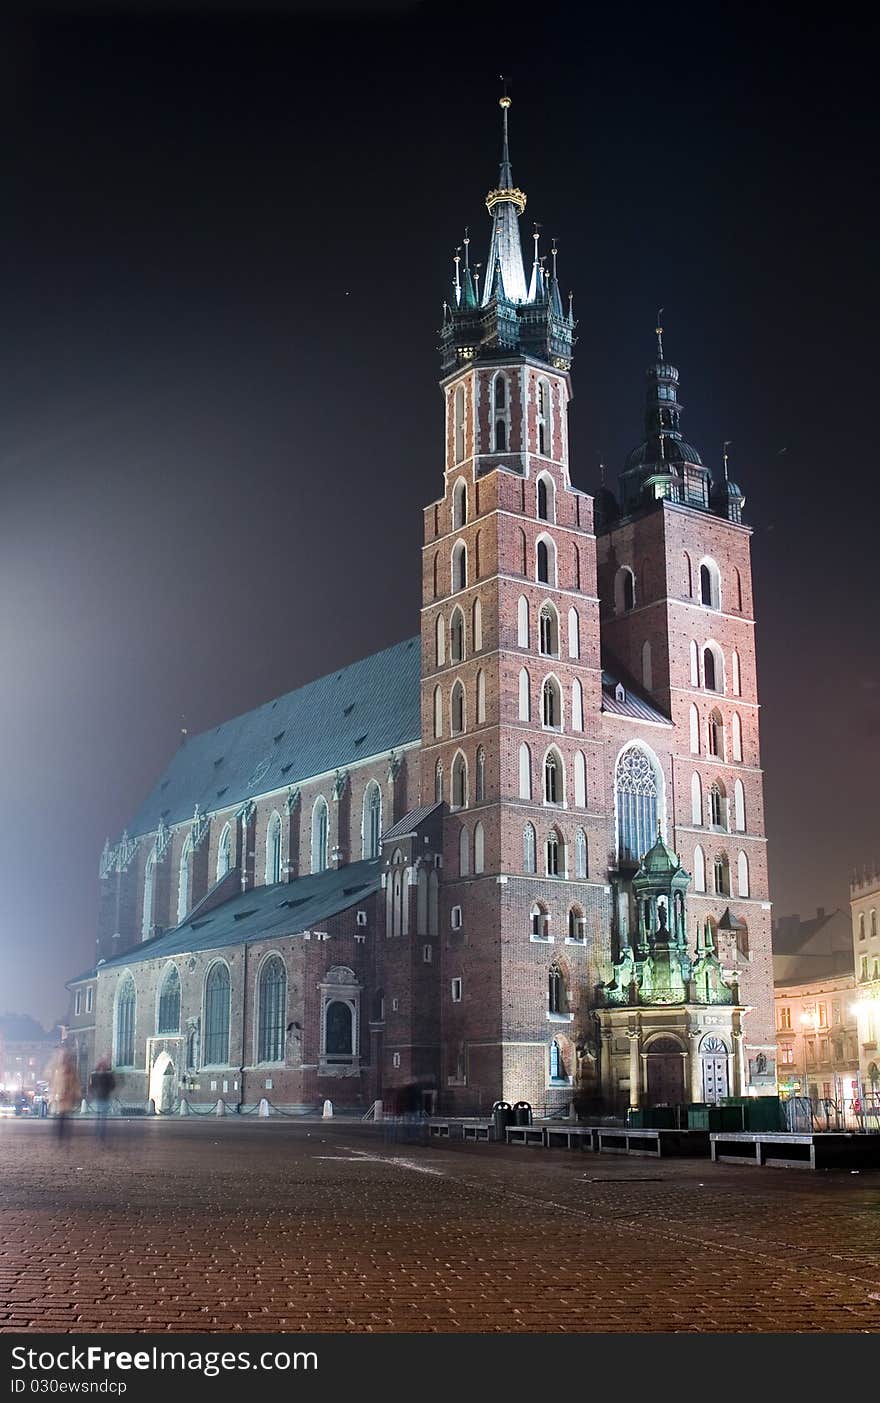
[101,859,381,967]
[128,638,421,837]
[381,802,443,844]
[600,667,671,727]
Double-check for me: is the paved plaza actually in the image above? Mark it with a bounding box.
[1,1118,879,1333]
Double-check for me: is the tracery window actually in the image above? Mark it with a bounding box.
[157,964,180,1035]
[257,956,287,1063]
[115,975,136,1067]
[363,782,382,859]
[203,962,230,1066]
[615,745,660,864]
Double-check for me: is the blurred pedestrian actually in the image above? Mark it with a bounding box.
[50,1045,80,1143]
[88,1058,115,1142]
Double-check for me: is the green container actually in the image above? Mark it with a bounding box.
[687,1105,710,1130]
[743,1096,785,1132]
[627,1109,646,1128]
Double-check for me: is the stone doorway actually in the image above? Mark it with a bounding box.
[644,1037,686,1106]
[149,1052,176,1114]
[700,1035,730,1103]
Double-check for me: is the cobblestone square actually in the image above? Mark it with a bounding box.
[1,1119,879,1333]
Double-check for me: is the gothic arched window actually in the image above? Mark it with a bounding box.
[451,541,467,593]
[451,751,468,810]
[536,535,556,585]
[523,823,537,874]
[142,854,155,940]
[363,781,382,859]
[546,829,562,877]
[459,824,470,877]
[550,1040,564,1080]
[311,797,329,873]
[700,559,721,610]
[708,709,724,758]
[568,906,585,942]
[115,974,136,1067]
[542,676,562,729]
[517,595,529,648]
[519,668,531,721]
[539,603,559,656]
[713,853,731,897]
[709,781,727,830]
[703,644,723,693]
[519,743,532,800]
[615,745,661,864]
[495,419,507,451]
[614,567,635,614]
[157,964,180,1035]
[452,478,467,530]
[435,759,443,803]
[474,821,485,874]
[177,836,192,925]
[203,962,230,1066]
[472,597,483,651]
[572,677,584,731]
[451,680,465,735]
[548,962,566,1013]
[257,956,287,1064]
[475,746,486,802]
[544,748,563,806]
[574,827,588,879]
[216,824,232,881]
[453,384,465,463]
[435,613,446,667]
[531,902,549,938]
[450,608,464,663]
[265,811,282,885]
[537,472,555,523]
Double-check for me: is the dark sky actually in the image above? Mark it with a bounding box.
[2,2,878,1027]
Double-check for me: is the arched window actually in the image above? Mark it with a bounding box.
[453,383,465,463]
[690,640,700,688]
[693,843,706,892]
[536,535,556,585]
[519,527,528,575]
[452,478,468,529]
[572,678,584,732]
[435,613,446,666]
[451,541,467,593]
[518,668,531,721]
[732,650,742,696]
[734,779,746,833]
[550,1040,564,1080]
[494,371,507,411]
[495,419,507,451]
[691,772,703,825]
[737,851,750,898]
[472,597,483,651]
[548,962,566,1013]
[451,751,468,810]
[216,824,232,881]
[546,830,563,877]
[157,963,180,1035]
[459,824,470,877]
[450,607,464,663]
[709,781,727,830]
[539,603,559,656]
[433,685,443,739]
[568,607,580,659]
[531,902,549,938]
[714,853,730,896]
[872,910,878,938]
[325,1000,353,1058]
[265,811,282,885]
[177,836,192,925]
[615,744,662,864]
[544,748,564,806]
[642,640,653,691]
[732,712,743,762]
[536,377,552,456]
[542,675,562,729]
[204,962,230,1066]
[435,759,443,803]
[614,567,635,614]
[575,827,588,879]
[517,595,530,648]
[363,781,382,859]
[703,644,723,692]
[476,669,486,723]
[142,854,155,940]
[734,568,743,611]
[537,472,556,523]
[257,955,287,1063]
[568,906,585,942]
[689,704,700,755]
[474,530,482,578]
[474,821,485,874]
[708,709,724,758]
[115,974,136,1067]
[311,797,329,873]
[519,743,532,800]
[523,823,537,873]
[451,680,465,734]
[699,559,721,609]
[683,552,693,597]
[574,751,587,808]
[476,746,486,801]
[432,551,439,599]
[493,372,509,451]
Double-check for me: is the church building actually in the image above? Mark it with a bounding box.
[66,99,775,1116]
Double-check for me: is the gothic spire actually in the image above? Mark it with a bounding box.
[482,95,528,305]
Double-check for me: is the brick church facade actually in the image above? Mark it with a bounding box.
[66,99,775,1116]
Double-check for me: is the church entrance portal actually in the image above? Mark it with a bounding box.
[700,1035,729,1103]
[149,1052,176,1114]
[644,1037,686,1107]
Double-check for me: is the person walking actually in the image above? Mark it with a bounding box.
[88,1058,116,1142]
[50,1045,80,1144]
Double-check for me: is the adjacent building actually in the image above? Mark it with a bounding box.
[851,870,880,1100]
[773,908,858,1102]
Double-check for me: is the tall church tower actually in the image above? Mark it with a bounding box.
[422,99,604,1112]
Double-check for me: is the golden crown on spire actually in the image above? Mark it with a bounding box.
[485,186,527,215]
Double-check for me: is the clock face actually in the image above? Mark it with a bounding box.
[246,756,272,790]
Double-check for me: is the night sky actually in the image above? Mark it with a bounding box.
[2,3,877,1027]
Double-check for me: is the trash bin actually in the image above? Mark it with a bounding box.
[492,1100,513,1141]
[513,1100,532,1126]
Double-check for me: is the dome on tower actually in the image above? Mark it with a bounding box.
[637,831,683,877]
[625,435,704,472]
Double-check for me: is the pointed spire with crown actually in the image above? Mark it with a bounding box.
[438,90,576,376]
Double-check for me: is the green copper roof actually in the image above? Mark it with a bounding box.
[638,832,682,875]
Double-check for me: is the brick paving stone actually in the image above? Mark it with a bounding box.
[1,1118,880,1333]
